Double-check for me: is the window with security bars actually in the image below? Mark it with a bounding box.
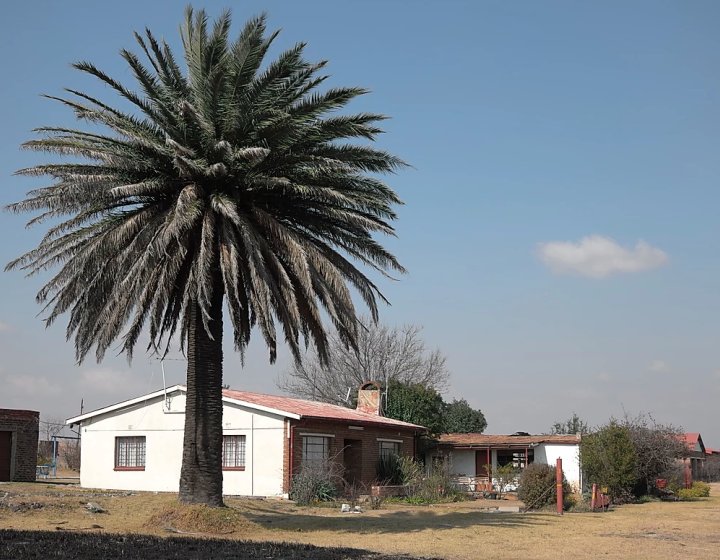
[379,440,400,460]
[302,436,330,467]
[222,435,246,469]
[115,436,146,470]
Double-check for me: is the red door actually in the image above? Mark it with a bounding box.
[0,431,11,481]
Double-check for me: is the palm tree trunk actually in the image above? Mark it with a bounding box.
[179,275,225,506]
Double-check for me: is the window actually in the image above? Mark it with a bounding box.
[115,436,145,470]
[302,436,330,467]
[222,435,246,470]
[379,440,400,460]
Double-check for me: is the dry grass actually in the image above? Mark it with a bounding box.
[1,482,719,559]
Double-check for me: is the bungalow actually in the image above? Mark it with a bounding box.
[681,432,707,481]
[66,382,424,497]
[426,432,582,491]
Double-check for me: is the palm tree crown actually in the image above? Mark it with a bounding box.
[7,7,405,365]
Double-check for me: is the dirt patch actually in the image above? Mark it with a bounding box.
[148,504,259,535]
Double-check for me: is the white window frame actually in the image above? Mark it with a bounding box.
[115,436,146,470]
[222,435,246,470]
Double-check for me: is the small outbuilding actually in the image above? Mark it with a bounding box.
[67,383,425,497]
[426,432,582,491]
[0,408,40,482]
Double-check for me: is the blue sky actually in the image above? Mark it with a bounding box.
[1,1,718,444]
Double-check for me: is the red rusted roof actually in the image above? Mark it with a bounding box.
[436,433,581,447]
[222,388,425,430]
[680,432,706,454]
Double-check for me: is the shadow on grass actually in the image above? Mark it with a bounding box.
[0,529,436,560]
[238,503,547,534]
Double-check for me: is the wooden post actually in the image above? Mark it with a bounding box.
[591,483,597,511]
[556,457,563,515]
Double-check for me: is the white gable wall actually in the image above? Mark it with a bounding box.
[533,443,581,491]
[78,390,286,496]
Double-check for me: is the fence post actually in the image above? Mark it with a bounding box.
[556,458,563,515]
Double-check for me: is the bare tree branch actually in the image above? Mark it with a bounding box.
[277,318,450,406]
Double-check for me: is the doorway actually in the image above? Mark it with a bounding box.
[343,439,363,486]
[0,431,12,481]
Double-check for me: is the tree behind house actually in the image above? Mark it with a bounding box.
[550,413,589,435]
[278,320,449,405]
[444,399,487,433]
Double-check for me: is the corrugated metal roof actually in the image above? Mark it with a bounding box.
[222,388,425,430]
[436,433,581,446]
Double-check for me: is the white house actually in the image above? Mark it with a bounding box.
[426,433,583,491]
[66,383,424,497]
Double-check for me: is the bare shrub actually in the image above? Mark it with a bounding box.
[518,463,571,510]
[63,441,81,471]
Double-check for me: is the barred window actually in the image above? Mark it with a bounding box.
[302,436,330,467]
[115,436,146,470]
[222,435,246,470]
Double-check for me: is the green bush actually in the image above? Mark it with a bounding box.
[517,463,572,510]
[580,422,637,502]
[677,482,711,500]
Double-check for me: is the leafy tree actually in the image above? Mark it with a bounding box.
[580,421,637,501]
[444,399,487,433]
[6,8,404,506]
[384,380,446,436]
[278,319,449,404]
[550,413,589,435]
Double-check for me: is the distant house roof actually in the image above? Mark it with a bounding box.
[681,432,706,455]
[435,433,581,447]
[67,385,424,431]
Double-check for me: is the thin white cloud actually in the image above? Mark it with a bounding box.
[537,235,668,278]
[4,374,62,397]
[80,367,137,394]
[648,360,670,374]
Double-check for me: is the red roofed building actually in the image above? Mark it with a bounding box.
[67,382,425,497]
[680,432,707,481]
[426,432,583,491]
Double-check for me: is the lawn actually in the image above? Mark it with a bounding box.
[1,482,718,559]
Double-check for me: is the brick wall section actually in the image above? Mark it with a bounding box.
[286,418,420,493]
[0,409,39,482]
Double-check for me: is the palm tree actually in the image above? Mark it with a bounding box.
[6,7,405,507]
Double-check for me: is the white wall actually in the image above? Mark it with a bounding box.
[534,444,581,490]
[78,389,287,496]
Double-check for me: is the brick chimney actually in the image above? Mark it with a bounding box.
[356,381,382,415]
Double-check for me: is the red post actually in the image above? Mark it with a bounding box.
[591,483,597,511]
[684,462,692,489]
[556,457,563,515]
